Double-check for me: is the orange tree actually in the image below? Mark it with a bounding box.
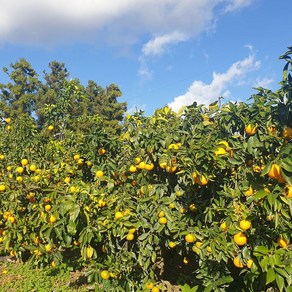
[0,47,291,291]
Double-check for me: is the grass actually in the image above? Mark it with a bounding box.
[0,261,91,292]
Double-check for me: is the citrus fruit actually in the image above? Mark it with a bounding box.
[49,215,57,223]
[234,232,247,246]
[220,222,228,231]
[129,165,137,173]
[214,147,227,156]
[277,237,289,248]
[16,166,24,174]
[268,164,281,180]
[233,256,244,268]
[239,220,251,231]
[126,233,134,241]
[245,124,257,136]
[115,211,124,220]
[95,170,104,178]
[245,186,253,196]
[247,259,254,269]
[168,241,176,248]
[21,159,28,166]
[185,234,196,243]
[100,270,110,280]
[158,217,167,224]
[98,148,106,155]
[45,244,52,253]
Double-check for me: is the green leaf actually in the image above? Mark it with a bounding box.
[137,233,148,241]
[227,157,243,165]
[281,159,292,172]
[253,190,269,200]
[254,245,269,255]
[266,268,276,285]
[275,273,285,292]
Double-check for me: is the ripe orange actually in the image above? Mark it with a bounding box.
[49,215,57,224]
[45,244,52,253]
[247,259,254,269]
[138,161,146,169]
[152,287,160,292]
[239,220,251,231]
[285,185,292,198]
[159,162,167,169]
[129,165,137,173]
[8,216,16,224]
[73,154,80,160]
[158,217,167,224]
[95,170,104,178]
[185,234,196,243]
[214,147,227,156]
[126,233,134,241]
[245,186,253,196]
[145,282,154,289]
[115,211,124,220]
[128,228,136,234]
[233,256,244,268]
[48,125,54,131]
[5,117,11,124]
[86,161,93,167]
[98,148,106,155]
[189,203,197,212]
[234,232,247,246]
[98,199,106,208]
[134,157,141,164]
[100,270,110,280]
[0,185,6,192]
[168,241,176,248]
[145,163,154,171]
[86,246,94,259]
[29,164,37,172]
[16,166,24,174]
[245,124,257,136]
[168,143,179,150]
[64,177,71,184]
[45,204,52,212]
[268,126,276,136]
[277,237,289,248]
[268,164,281,180]
[283,127,292,140]
[158,211,165,218]
[196,242,203,248]
[220,222,228,231]
[195,174,208,186]
[21,159,28,166]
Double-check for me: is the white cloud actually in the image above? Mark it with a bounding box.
[253,77,274,88]
[0,0,252,47]
[142,32,188,56]
[168,54,261,112]
[224,0,254,13]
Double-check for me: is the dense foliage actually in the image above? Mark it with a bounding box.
[0,47,291,291]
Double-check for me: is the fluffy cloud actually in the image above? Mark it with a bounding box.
[142,32,188,56]
[0,0,252,47]
[168,54,261,112]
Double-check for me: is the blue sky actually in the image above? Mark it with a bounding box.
[0,0,291,115]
